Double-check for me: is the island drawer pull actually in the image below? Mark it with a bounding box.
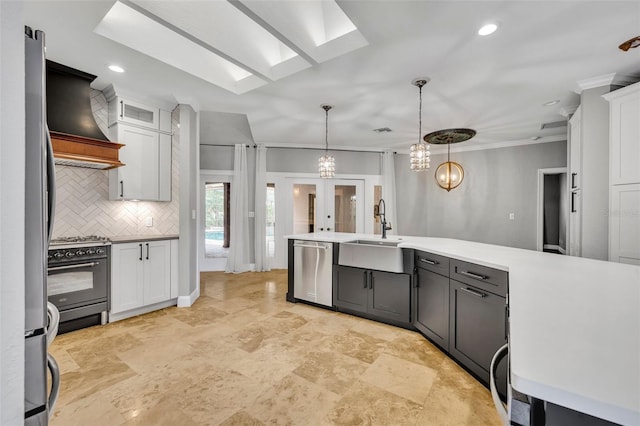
[461,287,487,298]
[459,270,487,280]
[419,257,438,265]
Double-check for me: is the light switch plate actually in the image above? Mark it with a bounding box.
[509,213,515,220]
[145,217,153,227]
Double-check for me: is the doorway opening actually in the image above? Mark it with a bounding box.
[204,182,230,259]
[537,168,568,254]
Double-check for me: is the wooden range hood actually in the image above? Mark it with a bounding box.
[50,131,124,170]
[47,61,124,170]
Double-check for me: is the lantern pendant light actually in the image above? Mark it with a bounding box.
[410,78,431,171]
[319,104,335,178]
[425,128,476,192]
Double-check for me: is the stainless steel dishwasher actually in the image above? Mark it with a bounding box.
[293,240,333,307]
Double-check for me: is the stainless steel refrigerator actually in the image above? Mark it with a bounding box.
[24,26,61,425]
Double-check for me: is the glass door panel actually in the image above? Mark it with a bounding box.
[333,185,357,233]
[204,182,229,259]
[327,179,364,233]
[266,183,276,258]
[292,183,318,234]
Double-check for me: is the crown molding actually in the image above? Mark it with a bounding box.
[575,73,640,94]
[559,105,579,118]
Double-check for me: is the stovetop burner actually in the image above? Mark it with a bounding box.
[49,235,111,247]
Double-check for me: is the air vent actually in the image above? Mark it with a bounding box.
[540,120,567,130]
[373,127,392,133]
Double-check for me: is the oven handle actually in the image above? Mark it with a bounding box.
[47,261,100,271]
[490,343,510,426]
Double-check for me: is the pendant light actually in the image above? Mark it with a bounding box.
[425,128,476,191]
[410,78,430,171]
[319,104,335,178]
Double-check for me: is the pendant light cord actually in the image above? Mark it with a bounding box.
[418,83,423,146]
[325,107,329,154]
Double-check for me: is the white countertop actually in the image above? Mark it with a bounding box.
[287,232,640,425]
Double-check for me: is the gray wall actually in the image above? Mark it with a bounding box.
[544,174,561,246]
[1,1,25,422]
[580,85,612,260]
[394,154,430,236]
[266,148,381,175]
[415,141,567,250]
[178,105,199,299]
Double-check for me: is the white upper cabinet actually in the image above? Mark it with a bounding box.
[604,82,640,264]
[604,82,640,186]
[110,97,160,130]
[108,125,170,201]
[104,86,173,201]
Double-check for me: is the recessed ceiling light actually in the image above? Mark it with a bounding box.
[478,23,498,36]
[543,99,560,106]
[108,65,125,73]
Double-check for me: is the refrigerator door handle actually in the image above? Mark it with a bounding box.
[45,125,56,243]
[46,302,59,347]
[47,353,60,413]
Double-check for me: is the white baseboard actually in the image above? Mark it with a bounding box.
[109,299,177,322]
[177,286,200,307]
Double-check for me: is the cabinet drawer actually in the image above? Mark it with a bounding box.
[415,250,449,276]
[450,259,507,297]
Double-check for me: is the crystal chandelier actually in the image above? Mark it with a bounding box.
[410,78,430,171]
[319,104,335,178]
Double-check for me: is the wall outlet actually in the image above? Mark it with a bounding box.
[145,217,153,227]
[248,211,255,218]
[509,213,515,220]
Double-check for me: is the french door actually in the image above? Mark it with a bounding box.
[287,178,364,234]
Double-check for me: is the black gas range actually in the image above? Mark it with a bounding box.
[48,236,111,333]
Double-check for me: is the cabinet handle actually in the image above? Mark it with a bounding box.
[369,271,374,289]
[571,192,577,213]
[363,270,368,288]
[146,243,149,260]
[120,180,124,198]
[120,100,124,118]
[459,270,487,280]
[461,287,487,298]
[327,227,331,231]
[571,172,577,189]
[419,257,438,265]
[139,243,143,261]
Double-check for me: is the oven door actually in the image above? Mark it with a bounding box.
[47,258,107,310]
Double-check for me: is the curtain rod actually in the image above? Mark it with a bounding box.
[201,144,396,154]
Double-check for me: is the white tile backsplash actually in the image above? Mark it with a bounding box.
[51,90,179,238]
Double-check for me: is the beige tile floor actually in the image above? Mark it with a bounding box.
[49,270,501,426]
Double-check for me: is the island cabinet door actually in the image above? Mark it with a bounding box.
[368,270,411,324]
[414,267,450,351]
[334,265,368,314]
[449,280,507,384]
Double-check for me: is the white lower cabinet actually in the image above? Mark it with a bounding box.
[111,239,176,319]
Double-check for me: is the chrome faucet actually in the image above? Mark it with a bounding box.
[377,198,392,239]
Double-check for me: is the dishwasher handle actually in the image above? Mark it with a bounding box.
[293,243,330,250]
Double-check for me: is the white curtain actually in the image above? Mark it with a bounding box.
[254,144,270,272]
[381,151,398,236]
[225,144,251,273]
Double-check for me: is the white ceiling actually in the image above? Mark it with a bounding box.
[24,0,640,153]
